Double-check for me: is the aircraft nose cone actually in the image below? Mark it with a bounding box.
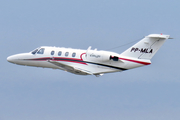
[7,55,14,63]
[7,53,29,65]
[7,55,19,64]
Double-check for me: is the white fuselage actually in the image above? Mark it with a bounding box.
[7,46,151,76]
[7,34,170,76]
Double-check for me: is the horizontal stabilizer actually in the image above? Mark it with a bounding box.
[147,34,170,39]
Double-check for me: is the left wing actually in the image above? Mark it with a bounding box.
[47,60,93,75]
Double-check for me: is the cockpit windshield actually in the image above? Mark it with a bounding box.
[31,48,39,55]
[31,48,45,55]
[31,48,39,54]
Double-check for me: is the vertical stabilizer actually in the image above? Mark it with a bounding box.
[120,34,170,60]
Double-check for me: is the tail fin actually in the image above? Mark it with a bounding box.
[120,34,170,60]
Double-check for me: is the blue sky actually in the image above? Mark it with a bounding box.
[1,0,180,120]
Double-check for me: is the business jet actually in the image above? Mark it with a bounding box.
[7,34,171,76]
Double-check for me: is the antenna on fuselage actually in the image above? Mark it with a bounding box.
[86,46,92,57]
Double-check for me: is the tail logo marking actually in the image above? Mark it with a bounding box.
[130,47,153,53]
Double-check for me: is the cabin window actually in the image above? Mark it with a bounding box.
[72,52,76,57]
[37,48,45,54]
[65,52,69,56]
[58,51,62,56]
[51,51,55,55]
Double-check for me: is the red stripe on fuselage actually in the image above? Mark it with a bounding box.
[80,53,86,60]
[26,57,87,65]
[53,57,87,65]
[119,57,151,65]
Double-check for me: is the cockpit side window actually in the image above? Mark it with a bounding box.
[37,48,45,54]
[31,49,38,54]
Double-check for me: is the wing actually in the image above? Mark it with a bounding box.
[47,60,93,75]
